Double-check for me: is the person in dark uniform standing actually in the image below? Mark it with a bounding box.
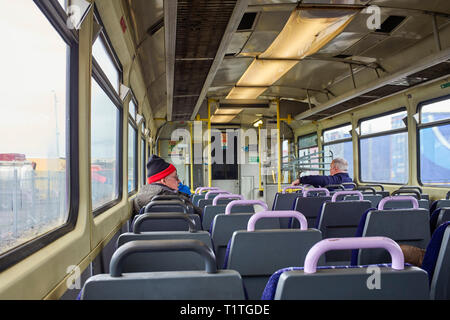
[291,157,353,187]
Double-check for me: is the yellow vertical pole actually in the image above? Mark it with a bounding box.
[258,124,263,192]
[189,122,194,192]
[276,99,282,193]
[207,99,212,187]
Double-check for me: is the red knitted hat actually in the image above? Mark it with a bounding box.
[146,155,176,184]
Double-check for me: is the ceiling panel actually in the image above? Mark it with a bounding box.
[212,57,254,86]
[226,32,252,55]
[172,0,239,119]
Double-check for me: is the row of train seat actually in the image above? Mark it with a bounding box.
[79,186,450,300]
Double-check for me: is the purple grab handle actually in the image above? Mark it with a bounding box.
[197,187,220,194]
[331,191,363,202]
[205,190,230,199]
[282,186,304,194]
[303,188,330,197]
[247,210,308,231]
[225,200,268,215]
[378,196,419,210]
[304,237,404,274]
[212,193,244,205]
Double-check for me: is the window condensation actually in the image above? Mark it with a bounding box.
[421,99,450,124]
[360,111,407,135]
[298,134,319,176]
[419,97,450,185]
[91,79,119,209]
[92,36,120,92]
[128,123,137,193]
[360,132,408,184]
[324,141,354,178]
[323,124,352,143]
[322,125,353,178]
[129,99,136,121]
[359,110,408,184]
[0,2,69,254]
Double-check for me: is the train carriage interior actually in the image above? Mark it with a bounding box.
[0,0,450,305]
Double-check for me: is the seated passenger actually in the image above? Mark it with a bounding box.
[133,155,201,217]
[291,157,353,188]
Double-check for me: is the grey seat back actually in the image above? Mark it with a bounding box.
[211,213,280,268]
[317,200,372,263]
[117,228,213,272]
[293,196,331,228]
[357,209,430,265]
[272,192,303,228]
[383,199,429,211]
[436,208,450,228]
[131,213,201,232]
[429,223,450,300]
[271,265,428,300]
[192,194,205,206]
[202,204,254,231]
[344,194,383,208]
[226,228,322,299]
[80,240,246,300]
[197,198,235,209]
[265,237,429,300]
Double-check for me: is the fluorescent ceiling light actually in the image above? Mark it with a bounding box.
[253,119,263,127]
[215,108,243,115]
[227,87,268,100]
[210,115,237,123]
[226,8,358,100]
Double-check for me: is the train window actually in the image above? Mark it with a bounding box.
[91,9,123,214]
[141,138,146,186]
[298,133,320,175]
[91,79,121,209]
[359,109,408,184]
[128,122,137,194]
[129,99,136,121]
[92,36,120,93]
[0,1,78,268]
[418,95,450,186]
[322,124,353,177]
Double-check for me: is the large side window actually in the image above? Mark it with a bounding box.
[359,109,408,184]
[91,10,123,213]
[298,133,320,175]
[141,121,147,186]
[0,1,78,268]
[418,95,450,186]
[322,124,353,178]
[127,97,138,194]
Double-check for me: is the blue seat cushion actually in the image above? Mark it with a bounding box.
[350,208,376,265]
[223,239,232,269]
[314,201,328,229]
[261,263,411,300]
[429,208,442,234]
[421,221,450,284]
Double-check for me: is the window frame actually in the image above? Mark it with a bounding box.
[416,94,450,187]
[0,0,79,272]
[322,123,353,176]
[297,132,320,175]
[91,7,123,217]
[141,136,146,186]
[358,107,408,185]
[128,119,138,195]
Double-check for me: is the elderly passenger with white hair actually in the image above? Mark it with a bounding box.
[291,157,353,187]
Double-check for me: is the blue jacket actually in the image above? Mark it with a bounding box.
[299,172,353,188]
